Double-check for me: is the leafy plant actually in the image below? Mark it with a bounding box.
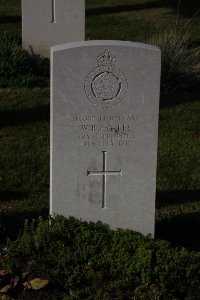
[0,35,49,87]
[1,216,200,299]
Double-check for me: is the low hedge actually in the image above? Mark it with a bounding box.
[0,216,200,299]
[0,35,49,87]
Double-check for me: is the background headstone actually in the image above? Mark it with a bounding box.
[22,0,85,57]
[50,41,161,236]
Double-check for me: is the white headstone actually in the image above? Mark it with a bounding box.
[22,0,85,57]
[50,40,161,236]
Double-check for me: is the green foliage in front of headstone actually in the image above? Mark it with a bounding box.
[0,35,49,87]
[1,216,200,299]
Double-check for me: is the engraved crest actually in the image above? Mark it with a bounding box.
[85,49,128,109]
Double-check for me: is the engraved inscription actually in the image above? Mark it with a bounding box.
[85,49,128,109]
[87,151,122,208]
[73,115,140,122]
[73,113,141,147]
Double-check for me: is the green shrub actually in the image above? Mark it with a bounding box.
[1,216,200,299]
[148,27,200,93]
[0,35,49,87]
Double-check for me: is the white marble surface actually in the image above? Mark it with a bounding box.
[50,40,161,235]
[22,0,85,57]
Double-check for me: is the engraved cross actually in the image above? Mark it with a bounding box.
[87,151,122,209]
[51,0,56,23]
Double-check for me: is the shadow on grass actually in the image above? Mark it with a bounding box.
[156,189,200,251]
[156,212,200,251]
[86,1,161,16]
[160,90,200,107]
[0,15,21,24]
[86,0,199,18]
[0,104,50,128]
[191,40,200,47]
[167,0,200,18]
[156,189,200,208]
[0,208,49,244]
[0,190,27,202]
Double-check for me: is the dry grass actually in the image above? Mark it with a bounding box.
[148,27,200,92]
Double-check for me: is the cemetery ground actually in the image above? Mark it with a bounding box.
[0,0,200,299]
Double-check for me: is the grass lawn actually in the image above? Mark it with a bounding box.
[0,0,200,252]
[86,0,200,43]
[0,88,50,241]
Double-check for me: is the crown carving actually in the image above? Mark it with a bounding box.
[97,49,116,67]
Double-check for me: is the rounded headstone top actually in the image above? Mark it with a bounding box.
[51,40,160,55]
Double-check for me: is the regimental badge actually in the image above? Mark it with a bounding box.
[84,49,128,109]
